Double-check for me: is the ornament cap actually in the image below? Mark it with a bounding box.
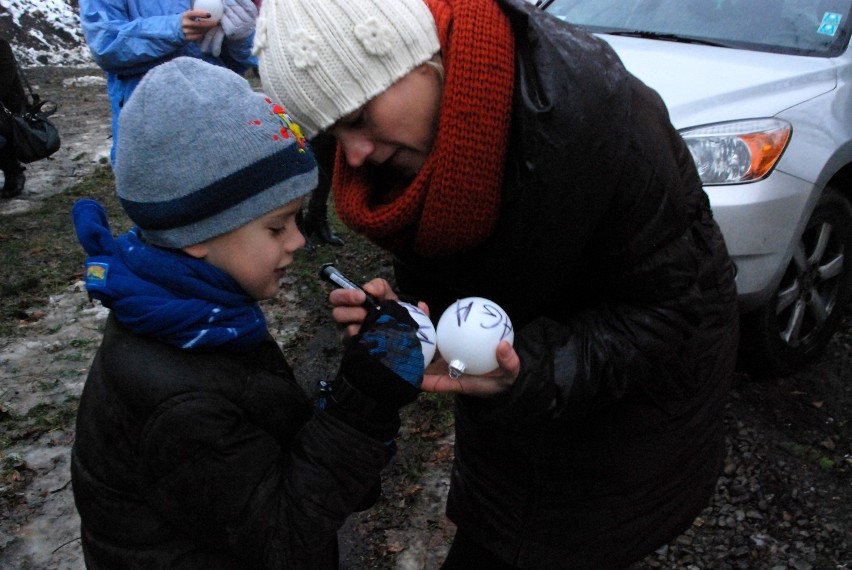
[448,360,466,379]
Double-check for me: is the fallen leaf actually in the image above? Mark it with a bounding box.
[6,471,25,483]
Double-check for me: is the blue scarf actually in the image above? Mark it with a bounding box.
[72,199,268,349]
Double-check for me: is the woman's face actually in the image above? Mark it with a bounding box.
[329,63,443,179]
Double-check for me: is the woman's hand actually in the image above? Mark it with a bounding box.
[421,340,519,397]
[182,10,219,42]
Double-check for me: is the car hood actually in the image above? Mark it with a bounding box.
[600,35,839,129]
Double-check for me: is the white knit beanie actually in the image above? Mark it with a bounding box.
[252,0,441,138]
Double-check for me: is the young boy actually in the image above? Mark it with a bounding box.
[70,57,424,569]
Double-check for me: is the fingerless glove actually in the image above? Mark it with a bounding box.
[321,300,425,441]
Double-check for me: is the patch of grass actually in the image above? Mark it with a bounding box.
[0,396,80,456]
[777,441,838,470]
[25,397,81,432]
[0,165,130,337]
[397,392,456,483]
[410,392,456,435]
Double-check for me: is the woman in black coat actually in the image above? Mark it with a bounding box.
[256,0,739,567]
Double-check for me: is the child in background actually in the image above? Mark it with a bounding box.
[70,57,424,569]
[78,0,260,164]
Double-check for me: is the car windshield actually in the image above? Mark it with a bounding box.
[541,0,852,57]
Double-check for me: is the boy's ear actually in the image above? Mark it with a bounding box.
[183,243,208,259]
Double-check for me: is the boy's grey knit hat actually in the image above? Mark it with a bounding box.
[114,57,317,249]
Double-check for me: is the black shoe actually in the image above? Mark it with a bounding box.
[1,170,25,199]
[295,208,314,251]
[313,219,344,246]
[305,214,344,246]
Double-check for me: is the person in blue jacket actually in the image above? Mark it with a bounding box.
[78,0,259,163]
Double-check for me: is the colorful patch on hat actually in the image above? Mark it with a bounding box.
[265,98,307,152]
[84,262,109,287]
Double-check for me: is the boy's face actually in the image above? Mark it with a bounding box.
[184,198,305,300]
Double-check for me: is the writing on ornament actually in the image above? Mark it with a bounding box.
[453,300,514,341]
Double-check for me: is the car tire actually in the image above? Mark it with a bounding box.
[739,186,852,377]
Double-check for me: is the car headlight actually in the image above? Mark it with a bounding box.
[680,118,792,185]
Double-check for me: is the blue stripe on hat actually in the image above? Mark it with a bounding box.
[119,143,313,231]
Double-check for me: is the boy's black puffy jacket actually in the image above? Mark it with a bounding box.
[71,315,389,569]
[393,1,739,568]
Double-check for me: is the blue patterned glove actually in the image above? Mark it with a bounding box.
[358,313,424,390]
[321,301,424,441]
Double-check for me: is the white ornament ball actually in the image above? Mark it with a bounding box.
[399,302,437,365]
[193,0,225,21]
[435,297,514,377]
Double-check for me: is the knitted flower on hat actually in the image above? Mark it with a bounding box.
[253,0,441,138]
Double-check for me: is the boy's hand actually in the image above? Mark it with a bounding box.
[337,300,425,408]
[330,278,429,341]
[322,300,425,441]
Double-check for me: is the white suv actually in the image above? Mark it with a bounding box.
[541,0,852,376]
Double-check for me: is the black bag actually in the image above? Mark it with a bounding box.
[1,99,61,163]
[0,59,61,164]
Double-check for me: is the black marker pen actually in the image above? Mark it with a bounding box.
[319,263,382,310]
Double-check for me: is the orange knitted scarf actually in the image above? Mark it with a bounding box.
[332,0,515,257]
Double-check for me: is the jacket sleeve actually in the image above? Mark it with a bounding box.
[0,39,26,111]
[221,33,257,72]
[507,233,708,426]
[139,387,390,568]
[479,4,735,428]
[508,84,735,429]
[78,0,190,74]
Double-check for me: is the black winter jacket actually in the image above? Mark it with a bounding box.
[71,315,390,569]
[393,1,739,568]
[0,38,26,114]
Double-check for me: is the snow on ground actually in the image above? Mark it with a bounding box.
[0,0,93,66]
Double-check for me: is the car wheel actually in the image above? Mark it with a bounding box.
[740,186,852,377]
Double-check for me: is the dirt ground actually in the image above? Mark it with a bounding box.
[1,65,850,570]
